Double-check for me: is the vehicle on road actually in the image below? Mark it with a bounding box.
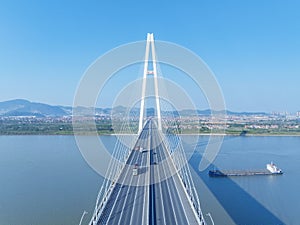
[133,163,139,176]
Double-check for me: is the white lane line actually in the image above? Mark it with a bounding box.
[117,122,149,225]
[160,131,199,225]
[159,136,180,225]
[106,150,137,223]
[129,126,149,224]
[117,143,145,225]
[162,134,191,224]
[124,124,149,225]
[142,125,151,225]
[129,144,147,224]
[163,144,191,225]
[154,130,167,225]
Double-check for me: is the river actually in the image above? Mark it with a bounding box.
[0,135,299,225]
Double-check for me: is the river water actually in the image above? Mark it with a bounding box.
[0,135,299,225]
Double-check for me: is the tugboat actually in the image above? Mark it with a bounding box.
[208,170,226,177]
[266,162,283,174]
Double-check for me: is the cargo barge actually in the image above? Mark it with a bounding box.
[209,162,283,177]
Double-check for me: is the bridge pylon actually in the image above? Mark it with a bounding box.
[138,33,162,134]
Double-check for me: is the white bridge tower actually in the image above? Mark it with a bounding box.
[138,33,162,133]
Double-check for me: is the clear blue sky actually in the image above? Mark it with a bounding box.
[0,0,299,112]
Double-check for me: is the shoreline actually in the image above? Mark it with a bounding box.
[1,133,300,137]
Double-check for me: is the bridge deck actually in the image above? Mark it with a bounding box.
[96,120,200,225]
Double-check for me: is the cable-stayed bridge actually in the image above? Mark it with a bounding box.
[88,33,206,225]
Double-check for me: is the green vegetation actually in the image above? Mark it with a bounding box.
[1,118,300,136]
[0,120,114,135]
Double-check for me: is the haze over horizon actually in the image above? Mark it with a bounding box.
[0,1,299,112]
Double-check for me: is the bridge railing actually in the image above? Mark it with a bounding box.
[89,129,142,224]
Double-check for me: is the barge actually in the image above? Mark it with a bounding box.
[209,162,283,177]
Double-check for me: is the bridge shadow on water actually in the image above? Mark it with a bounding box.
[189,150,285,225]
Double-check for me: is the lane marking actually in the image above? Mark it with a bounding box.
[153,128,167,225]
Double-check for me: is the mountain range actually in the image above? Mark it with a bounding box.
[0,99,267,117]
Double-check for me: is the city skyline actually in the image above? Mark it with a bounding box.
[0,1,299,112]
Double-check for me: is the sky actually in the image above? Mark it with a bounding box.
[0,0,299,112]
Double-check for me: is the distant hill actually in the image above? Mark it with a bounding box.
[0,99,269,117]
[0,99,68,117]
[169,109,267,116]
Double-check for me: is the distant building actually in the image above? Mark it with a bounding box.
[297,111,300,117]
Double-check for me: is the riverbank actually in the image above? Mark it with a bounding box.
[1,131,300,136]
